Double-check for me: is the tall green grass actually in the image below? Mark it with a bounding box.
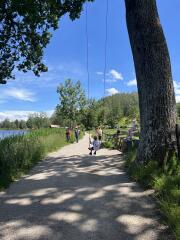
[124,149,180,239]
[0,128,79,189]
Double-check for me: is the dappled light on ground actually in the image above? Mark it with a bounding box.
[0,135,171,240]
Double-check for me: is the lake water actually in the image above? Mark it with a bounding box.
[0,130,28,140]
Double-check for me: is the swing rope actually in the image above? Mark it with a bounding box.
[102,0,109,136]
[85,4,90,105]
[103,0,109,99]
[85,3,91,146]
[85,0,109,145]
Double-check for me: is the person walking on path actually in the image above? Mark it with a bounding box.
[65,127,71,142]
[74,127,80,143]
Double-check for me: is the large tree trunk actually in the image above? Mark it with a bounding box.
[125,0,177,165]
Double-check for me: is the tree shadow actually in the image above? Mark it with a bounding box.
[0,152,173,240]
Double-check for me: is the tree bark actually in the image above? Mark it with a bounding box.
[125,0,177,165]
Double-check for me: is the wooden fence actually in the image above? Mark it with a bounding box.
[104,125,180,157]
[103,130,140,152]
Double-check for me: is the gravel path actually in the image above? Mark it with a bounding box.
[0,134,171,240]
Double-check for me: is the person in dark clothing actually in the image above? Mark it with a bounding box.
[66,127,71,142]
[74,127,80,143]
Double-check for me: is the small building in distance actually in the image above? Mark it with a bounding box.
[50,125,60,128]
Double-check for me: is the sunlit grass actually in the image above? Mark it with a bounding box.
[124,149,180,239]
[0,128,82,189]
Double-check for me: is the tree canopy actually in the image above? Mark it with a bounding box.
[54,79,139,129]
[0,0,94,83]
[56,79,86,126]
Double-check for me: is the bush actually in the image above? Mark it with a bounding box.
[119,117,130,128]
[102,141,114,149]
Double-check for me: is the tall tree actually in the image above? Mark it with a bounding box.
[125,0,176,164]
[56,79,86,126]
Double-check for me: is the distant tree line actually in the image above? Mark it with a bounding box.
[0,113,50,130]
[0,119,27,129]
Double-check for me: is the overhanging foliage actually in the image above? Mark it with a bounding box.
[0,0,94,83]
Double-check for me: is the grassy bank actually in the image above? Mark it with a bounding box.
[124,148,180,239]
[0,128,81,189]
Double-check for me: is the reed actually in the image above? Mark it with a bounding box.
[0,128,77,189]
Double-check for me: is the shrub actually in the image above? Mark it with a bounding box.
[102,141,114,149]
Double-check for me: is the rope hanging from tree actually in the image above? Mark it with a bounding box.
[85,4,90,106]
[85,0,109,144]
[103,0,109,104]
[85,3,91,146]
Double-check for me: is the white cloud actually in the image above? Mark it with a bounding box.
[96,71,104,75]
[105,78,117,83]
[174,81,180,102]
[174,81,180,94]
[175,89,180,95]
[176,96,180,103]
[0,110,54,122]
[10,61,86,90]
[127,78,137,86]
[109,69,123,80]
[106,88,119,95]
[97,69,123,82]
[1,88,36,102]
[173,81,179,89]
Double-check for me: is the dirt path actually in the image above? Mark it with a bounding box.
[0,134,170,240]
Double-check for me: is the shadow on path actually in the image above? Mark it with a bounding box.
[0,151,171,240]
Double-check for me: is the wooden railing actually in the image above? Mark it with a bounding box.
[104,125,180,156]
[103,129,139,142]
[103,130,140,152]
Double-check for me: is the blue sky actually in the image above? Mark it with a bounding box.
[0,0,180,121]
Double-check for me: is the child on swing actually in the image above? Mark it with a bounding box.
[88,135,101,155]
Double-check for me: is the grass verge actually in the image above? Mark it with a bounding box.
[0,128,82,189]
[124,148,180,239]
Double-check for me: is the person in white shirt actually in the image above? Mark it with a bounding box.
[88,136,101,155]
